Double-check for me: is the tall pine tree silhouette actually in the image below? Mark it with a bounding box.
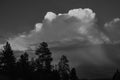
[16,52,32,80]
[29,57,36,72]
[58,55,70,80]
[70,68,79,80]
[18,52,29,66]
[35,42,53,71]
[0,42,16,73]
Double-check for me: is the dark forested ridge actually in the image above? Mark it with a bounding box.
[0,42,119,80]
[0,42,79,80]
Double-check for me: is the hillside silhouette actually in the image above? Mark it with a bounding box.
[0,42,79,80]
[0,42,120,80]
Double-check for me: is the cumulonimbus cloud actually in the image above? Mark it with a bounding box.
[7,8,110,51]
[4,8,117,67]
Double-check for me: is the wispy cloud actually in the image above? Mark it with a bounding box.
[104,18,120,43]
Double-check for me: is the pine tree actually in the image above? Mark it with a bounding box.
[35,42,53,71]
[0,42,16,72]
[58,55,70,80]
[18,52,29,65]
[0,51,3,70]
[113,69,120,80]
[29,58,36,72]
[17,52,30,74]
[70,68,78,80]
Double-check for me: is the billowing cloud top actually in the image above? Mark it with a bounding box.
[68,8,96,23]
[35,23,43,32]
[44,12,57,22]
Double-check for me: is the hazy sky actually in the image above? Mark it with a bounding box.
[0,0,120,43]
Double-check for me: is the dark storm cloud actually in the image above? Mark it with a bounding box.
[50,40,114,66]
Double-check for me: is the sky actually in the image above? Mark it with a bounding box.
[1,0,120,78]
[0,0,120,43]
